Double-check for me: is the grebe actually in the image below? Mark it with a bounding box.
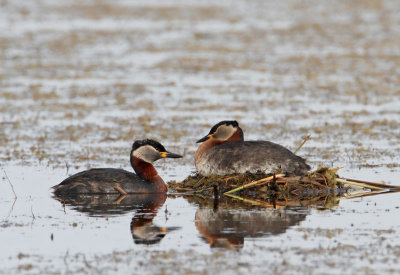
[53,192,180,245]
[195,199,307,250]
[195,120,310,176]
[53,139,182,195]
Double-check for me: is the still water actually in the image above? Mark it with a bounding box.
[1,165,400,274]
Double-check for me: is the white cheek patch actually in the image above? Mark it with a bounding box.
[132,145,160,163]
[214,125,236,140]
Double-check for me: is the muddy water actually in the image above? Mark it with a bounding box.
[1,0,400,274]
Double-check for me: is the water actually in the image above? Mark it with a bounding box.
[2,165,400,274]
[1,0,400,274]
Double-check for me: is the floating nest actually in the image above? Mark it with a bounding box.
[168,167,348,201]
[168,167,400,204]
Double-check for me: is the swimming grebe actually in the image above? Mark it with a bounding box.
[53,139,182,195]
[195,120,310,176]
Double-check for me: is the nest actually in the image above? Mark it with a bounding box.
[168,165,400,209]
[168,167,346,201]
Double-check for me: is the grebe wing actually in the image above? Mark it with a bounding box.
[208,141,310,175]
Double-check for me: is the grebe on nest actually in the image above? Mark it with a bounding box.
[195,120,310,176]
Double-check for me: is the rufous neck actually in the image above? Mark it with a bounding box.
[228,128,244,142]
[195,128,243,162]
[195,138,224,162]
[131,157,167,192]
[131,157,160,181]
[130,193,166,227]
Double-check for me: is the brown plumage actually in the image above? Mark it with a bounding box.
[195,120,310,176]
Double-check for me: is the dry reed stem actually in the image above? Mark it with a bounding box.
[294,135,311,154]
[224,193,279,209]
[3,170,17,199]
[113,194,127,204]
[224,174,285,194]
[340,178,400,190]
[336,178,386,191]
[113,186,127,195]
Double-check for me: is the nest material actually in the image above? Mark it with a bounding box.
[168,167,345,199]
[176,191,341,210]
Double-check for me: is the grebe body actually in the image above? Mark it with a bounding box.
[53,139,182,195]
[195,121,310,176]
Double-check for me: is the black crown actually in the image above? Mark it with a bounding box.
[131,139,166,152]
[208,120,239,134]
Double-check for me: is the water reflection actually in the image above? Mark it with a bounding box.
[189,189,399,250]
[189,196,309,250]
[53,193,179,245]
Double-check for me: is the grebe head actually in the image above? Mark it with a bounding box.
[130,139,182,164]
[196,120,244,143]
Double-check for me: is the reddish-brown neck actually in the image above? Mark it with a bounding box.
[131,157,167,192]
[228,128,244,142]
[195,129,244,163]
[131,193,167,227]
[195,138,224,163]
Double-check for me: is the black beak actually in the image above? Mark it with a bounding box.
[162,152,182,158]
[196,135,211,143]
[164,226,181,232]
